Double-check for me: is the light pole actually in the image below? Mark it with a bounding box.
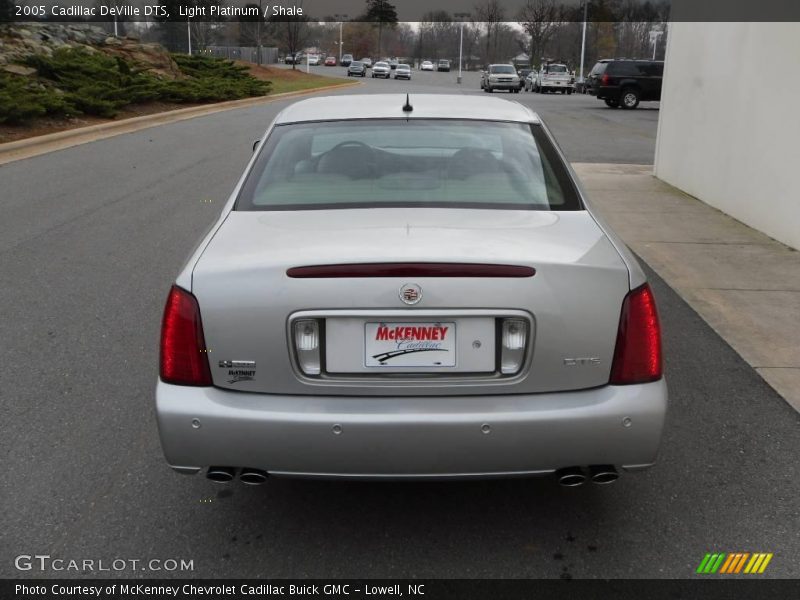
[333,13,348,63]
[650,28,664,60]
[187,17,192,55]
[454,12,470,84]
[578,1,588,88]
[257,0,263,65]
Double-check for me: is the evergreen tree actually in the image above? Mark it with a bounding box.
[360,0,398,58]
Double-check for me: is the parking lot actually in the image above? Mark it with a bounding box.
[2,67,798,579]
[282,64,660,164]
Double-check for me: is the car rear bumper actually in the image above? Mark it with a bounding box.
[595,85,620,100]
[156,378,667,479]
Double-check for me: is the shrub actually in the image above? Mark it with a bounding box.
[0,74,73,124]
[1,48,271,124]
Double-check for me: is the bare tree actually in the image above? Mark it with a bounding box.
[271,1,310,69]
[517,0,562,66]
[474,0,505,64]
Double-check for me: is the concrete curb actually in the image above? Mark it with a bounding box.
[0,79,360,166]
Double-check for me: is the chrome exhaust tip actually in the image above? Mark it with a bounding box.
[239,468,268,485]
[556,467,586,487]
[206,466,236,483]
[589,465,619,485]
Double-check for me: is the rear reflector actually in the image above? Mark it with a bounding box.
[609,283,663,385]
[287,263,535,278]
[159,285,212,386]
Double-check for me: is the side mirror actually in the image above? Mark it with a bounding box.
[252,139,260,153]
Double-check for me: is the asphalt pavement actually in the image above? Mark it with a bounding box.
[1,69,797,579]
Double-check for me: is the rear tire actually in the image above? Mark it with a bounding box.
[567,89,573,95]
[621,88,640,109]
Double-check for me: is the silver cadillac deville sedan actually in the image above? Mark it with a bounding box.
[156,94,667,486]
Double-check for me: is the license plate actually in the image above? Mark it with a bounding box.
[365,322,456,368]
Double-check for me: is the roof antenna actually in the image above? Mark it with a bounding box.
[402,93,413,112]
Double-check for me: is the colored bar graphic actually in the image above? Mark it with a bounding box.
[696,554,713,573]
[699,552,773,575]
[758,554,773,573]
[733,553,750,573]
[719,554,736,574]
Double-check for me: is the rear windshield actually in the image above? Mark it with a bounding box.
[350,62,363,67]
[545,64,568,73]
[236,120,581,211]
[490,65,516,74]
[589,62,607,76]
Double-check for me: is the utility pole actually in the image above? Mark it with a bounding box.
[187,17,192,55]
[454,12,470,84]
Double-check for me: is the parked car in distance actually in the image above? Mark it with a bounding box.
[587,59,663,109]
[534,62,574,94]
[361,58,373,68]
[394,64,412,80]
[524,70,537,91]
[389,58,399,70]
[306,54,320,66]
[481,64,520,93]
[155,93,667,485]
[420,60,434,71]
[372,61,391,78]
[437,59,451,72]
[324,56,337,66]
[284,53,299,65]
[347,61,367,77]
[340,54,353,67]
[517,68,531,90]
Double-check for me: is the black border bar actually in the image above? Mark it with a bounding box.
[4,579,800,600]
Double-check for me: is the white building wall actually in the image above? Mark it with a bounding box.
[654,22,800,250]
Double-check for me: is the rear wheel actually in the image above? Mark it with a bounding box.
[621,88,640,109]
[604,98,620,108]
[567,89,573,95]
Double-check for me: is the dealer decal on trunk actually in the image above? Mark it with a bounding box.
[367,323,455,366]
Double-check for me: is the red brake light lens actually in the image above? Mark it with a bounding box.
[601,73,610,85]
[609,283,663,385]
[159,285,212,386]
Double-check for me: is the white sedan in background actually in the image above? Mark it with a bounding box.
[420,60,434,71]
[156,94,667,487]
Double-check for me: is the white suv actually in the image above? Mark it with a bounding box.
[481,64,520,93]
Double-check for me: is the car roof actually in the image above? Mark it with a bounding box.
[275,94,539,124]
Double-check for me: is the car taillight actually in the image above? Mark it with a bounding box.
[601,73,610,86]
[609,283,662,385]
[159,285,212,386]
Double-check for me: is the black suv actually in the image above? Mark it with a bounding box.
[587,59,663,109]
